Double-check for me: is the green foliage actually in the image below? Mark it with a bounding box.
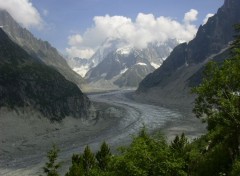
[231,24,240,55]
[43,145,61,176]
[230,158,240,176]
[65,146,96,176]
[171,133,188,155]
[193,24,240,162]
[191,24,240,175]
[110,130,187,176]
[82,146,96,175]
[65,154,84,176]
[96,141,112,171]
[192,140,230,176]
[63,130,189,176]
[65,163,84,176]
[49,130,235,176]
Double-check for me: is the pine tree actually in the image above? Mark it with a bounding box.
[43,145,61,176]
[96,141,112,171]
[171,133,188,154]
[82,145,96,175]
[72,154,82,165]
[65,154,84,176]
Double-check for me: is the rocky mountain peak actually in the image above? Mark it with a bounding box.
[0,10,84,86]
[137,0,240,102]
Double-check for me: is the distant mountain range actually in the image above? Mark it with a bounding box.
[67,38,127,78]
[68,38,178,88]
[135,0,240,107]
[0,10,85,87]
[86,46,155,88]
[0,28,92,120]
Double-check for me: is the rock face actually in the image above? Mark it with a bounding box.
[66,38,126,78]
[0,10,84,86]
[85,48,155,88]
[114,63,155,88]
[136,0,240,106]
[90,38,127,67]
[0,29,91,120]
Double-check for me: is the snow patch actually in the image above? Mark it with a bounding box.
[73,66,89,77]
[168,47,173,53]
[120,67,128,74]
[177,39,186,44]
[150,62,160,69]
[136,62,147,66]
[101,73,107,77]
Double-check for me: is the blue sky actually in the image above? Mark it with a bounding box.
[0,0,224,58]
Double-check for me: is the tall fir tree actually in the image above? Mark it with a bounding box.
[82,145,96,175]
[43,145,61,176]
[96,141,112,171]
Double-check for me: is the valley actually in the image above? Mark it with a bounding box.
[0,0,238,175]
[0,90,205,176]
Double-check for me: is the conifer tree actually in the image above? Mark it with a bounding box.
[171,133,188,154]
[96,141,112,171]
[82,145,96,175]
[65,154,84,176]
[43,145,61,176]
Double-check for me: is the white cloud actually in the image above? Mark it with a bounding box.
[203,13,214,25]
[0,0,43,29]
[66,9,198,59]
[184,9,198,23]
[68,34,83,46]
[66,47,95,59]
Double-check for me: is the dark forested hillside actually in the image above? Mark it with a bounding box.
[0,29,91,120]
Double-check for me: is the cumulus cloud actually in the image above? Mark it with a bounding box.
[66,47,95,59]
[66,9,198,59]
[203,13,214,25]
[0,0,43,28]
[68,34,83,46]
[184,9,198,23]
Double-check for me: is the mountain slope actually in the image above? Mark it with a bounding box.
[90,38,127,67]
[85,48,155,88]
[67,57,91,77]
[136,0,240,107]
[0,29,91,120]
[84,39,178,89]
[114,63,155,87]
[0,10,85,87]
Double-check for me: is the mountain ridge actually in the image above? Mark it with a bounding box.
[0,28,92,120]
[0,10,85,87]
[78,38,178,89]
[135,0,240,108]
